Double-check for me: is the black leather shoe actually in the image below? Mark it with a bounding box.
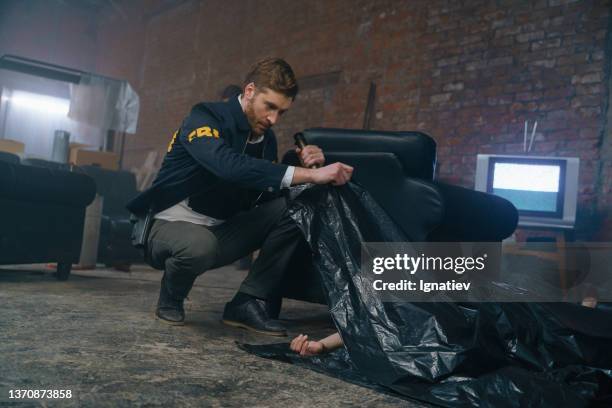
[155,279,185,326]
[222,298,287,336]
[264,297,282,319]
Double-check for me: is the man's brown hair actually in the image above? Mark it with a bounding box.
[243,57,298,100]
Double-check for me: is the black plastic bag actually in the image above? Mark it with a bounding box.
[243,184,612,407]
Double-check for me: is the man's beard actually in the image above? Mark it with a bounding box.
[244,101,266,136]
[244,101,264,136]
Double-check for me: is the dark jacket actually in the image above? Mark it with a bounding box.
[126,97,288,219]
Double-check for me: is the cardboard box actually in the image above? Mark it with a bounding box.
[0,139,25,154]
[69,143,119,170]
[69,142,91,150]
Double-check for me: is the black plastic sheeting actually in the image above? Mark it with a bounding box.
[241,183,612,407]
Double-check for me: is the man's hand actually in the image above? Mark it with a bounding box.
[290,334,326,356]
[296,145,325,168]
[311,162,353,185]
[292,162,353,186]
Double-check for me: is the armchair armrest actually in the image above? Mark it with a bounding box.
[428,182,518,242]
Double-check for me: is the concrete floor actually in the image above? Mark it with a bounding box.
[0,263,426,407]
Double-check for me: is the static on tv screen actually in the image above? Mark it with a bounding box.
[488,159,565,217]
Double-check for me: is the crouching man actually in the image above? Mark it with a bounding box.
[127,58,353,336]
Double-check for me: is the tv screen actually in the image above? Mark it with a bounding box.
[487,157,566,218]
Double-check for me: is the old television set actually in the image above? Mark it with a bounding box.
[475,154,579,229]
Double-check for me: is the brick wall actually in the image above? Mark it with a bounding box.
[2,0,610,238]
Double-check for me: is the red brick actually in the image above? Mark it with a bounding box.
[579,128,601,139]
[571,95,603,108]
[516,31,545,43]
[575,83,604,96]
[577,107,602,119]
[538,99,570,111]
[547,129,577,140]
[531,37,562,50]
[571,72,604,85]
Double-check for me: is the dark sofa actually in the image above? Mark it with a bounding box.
[0,157,96,280]
[14,158,142,268]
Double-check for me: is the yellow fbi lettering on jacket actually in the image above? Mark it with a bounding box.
[167,126,220,152]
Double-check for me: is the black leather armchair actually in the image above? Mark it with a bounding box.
[278,128,518,305]
[79,165,142,267]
